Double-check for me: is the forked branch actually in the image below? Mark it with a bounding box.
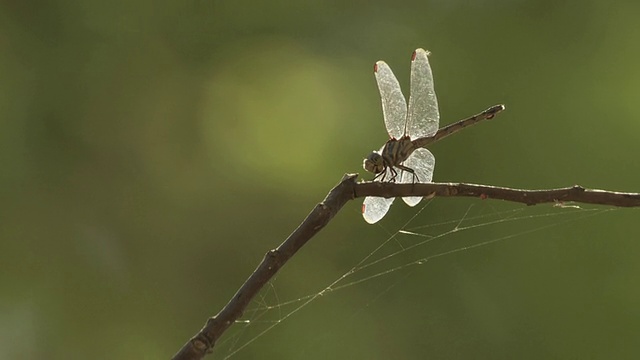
[172,175,640,360]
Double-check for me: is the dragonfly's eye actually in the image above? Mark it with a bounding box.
[363,152,384,174]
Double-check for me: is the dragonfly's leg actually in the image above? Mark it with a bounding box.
[373,168,386,182]
[396,164,419,184]
[388,167,399,182]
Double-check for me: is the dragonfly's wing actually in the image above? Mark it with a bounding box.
[374,61,407,139]
[363,165,395,224]
[407,49,439,139]
[363,196,395,224]
[400,148,435,207]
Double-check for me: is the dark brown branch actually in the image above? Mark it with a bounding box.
[173,176,640,359]
[172,174,358,360]
[355,182,640,207]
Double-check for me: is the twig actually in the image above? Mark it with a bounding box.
[172,174,357,360]
[172,175,640,359]
[355,182,640,207]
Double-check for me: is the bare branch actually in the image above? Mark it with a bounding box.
[173,175,640,359]
[355,182,640,207]
[172,174,358,360]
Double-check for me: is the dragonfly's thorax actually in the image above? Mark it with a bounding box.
[363,135,416,176]
[381,136,416,167]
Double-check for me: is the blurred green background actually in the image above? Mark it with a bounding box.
[2,0,640,359]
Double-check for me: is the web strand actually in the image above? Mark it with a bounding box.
[218,204,620,359]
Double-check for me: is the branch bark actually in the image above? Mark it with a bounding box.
[172,174,358,360]
[355,182,640,207]
[172,176,640,359]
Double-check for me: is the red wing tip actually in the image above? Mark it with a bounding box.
[411,48,430,61]
[373,63,378,73]
[361,203,366,213]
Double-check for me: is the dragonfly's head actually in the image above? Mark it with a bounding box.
[363,151,385,174]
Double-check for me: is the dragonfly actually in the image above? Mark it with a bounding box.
[362,48,505,224]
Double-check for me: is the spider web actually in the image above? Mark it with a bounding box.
[212,201,621,359]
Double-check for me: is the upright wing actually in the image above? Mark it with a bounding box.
[407,49,439,139]
[374,61,407,139]
[400,148,435,207]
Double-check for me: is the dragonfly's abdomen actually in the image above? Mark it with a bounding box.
[382,136,415,167]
